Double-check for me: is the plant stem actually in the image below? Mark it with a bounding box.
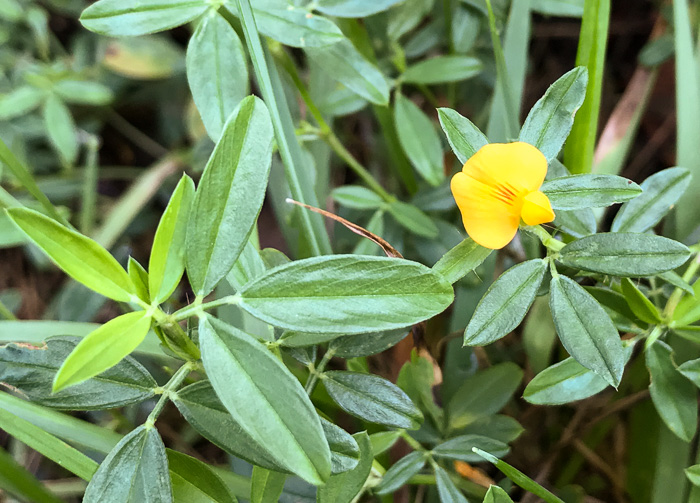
[527,225,565,252]
[305,348,335,395]
[79,135,99,235]
[171,294,241,321]
[146,362,194,427]
[399,430,424,451]
[644,325,665,350]
[272,47,395,203]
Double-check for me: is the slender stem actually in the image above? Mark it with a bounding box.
[171,294,241,321]
[79,135,99,235]
[272,47,395,203]
[664,252,699,320]
[146,362,194,427]
[305,348,335,395]
[108,110,168,158]
[527,224,565,252]
[644,325,665,350]
[399,430,425,451]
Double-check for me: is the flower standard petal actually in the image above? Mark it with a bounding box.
[460,142,548,193]
[451,172,521,249]
[521,190,555,226]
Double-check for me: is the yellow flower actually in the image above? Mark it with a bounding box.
[451,142,555,250]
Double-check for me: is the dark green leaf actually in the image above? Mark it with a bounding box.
[226,239,267,291]
[186,96,274,296]
[432,435,509,462]
[332,185,384,210]
[403,56,482,85]
[84,425,172,503]
[375,451,427,495]
[80,0,209,36]
[677,357,700,388]
[187,12,248,141]
[550,275,624,387]
[646,341,698,442]
[167,450,237,503]
[437,108,489,165]
[251,467,286,503]
[330,328,410,358]
[172,381,286,472]
[519,67,588,161]
[541,174,641,210]
[447,363,523,430]
[320,418,360,474]
[621,278,662,324]
[557,233,691,277]
[464,259,547,346]
[387,200,439,238]
[434,465,469,503]
[239,255,453,334]
[0,336,156,410]
[315,0,402,17]
[322,370,423,429]
[369,431,400,456]
[317,432,372,503]
[612,167,692,233]
[432,238,492,284]
[394,93,444,186]
[199,317,331,484]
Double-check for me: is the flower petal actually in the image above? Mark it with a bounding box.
[451,172,520,249]
[521,190,555,226]
[461,142,548,193]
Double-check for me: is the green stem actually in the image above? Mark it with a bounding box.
[399,430,424,451]
[146,362,194,427]
[230,2,331,256]
[664,252,700,320]
[272,47,395,203]
[171,294,241,322]
[484,0,519,139]
[644,325,665,350]
[527,224,565,252]
[79,135,99,235]
[305,348,335,395]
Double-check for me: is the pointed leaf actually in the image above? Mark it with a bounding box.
[403,56,482,85]
[620,278,662,324]
[541,174,641,210]
[167,450,237,503]
[375,451,427,495]
[438,108,489,164]
[317,432,372,503]
[433,238,492,284]
[434,465,469,503]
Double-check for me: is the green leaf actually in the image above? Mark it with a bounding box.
[43,94,78,166]
[557,233,691,277]
[251,6,345,48]
[550,275,624,387]
[369,431,400,456]
[251,467,286,503]
[677,358,700,388]
[387,0,432,40]
[553,207,596,238]
[540,174,641,210]
[484,485,515,503]
[6,208,136,301]
[646,341,698,442]
[322,370,423,429]
[375,451,427,495]
[149,174,195,303]
[0,446,64,503]
[523,342,634,405]
[659,271,695,296]
[199,317,331,484]
[80,0,209,36]
[187,12,248,141]
[621,278,662,324]
[84,425,172,503]
[332,185,384,210]
[0,86,45,120]
[460,415,524,444]
[438,108,489,165]
[0,336,156,410]
[432,435,509,462]
[433,238,492,284]
[226,239,267,291]
[53,80,114,106]
[128,258,150,303]
[612,167,692,233]
[172,381,285,472]
[317,432,372,503]
[167,450,237,503]
[320,418,360,474]
[434,465,469,503]
[686,465,700,487]
[305,40,390,105]
[315,0,402,17]
[394,93,444,186]
[240,255,453,334]
[53,311,152,392]
[674,278,700,327]
[473,448,565,503]
[562,0,609,174]
[186,96,274,296]
[519,67,588,161]
[387,200,439,238]
[330,328,410,358]
[403,56,482,85]
[447,363,523,430]
[0,407,98,481]
[464,259,547,346]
